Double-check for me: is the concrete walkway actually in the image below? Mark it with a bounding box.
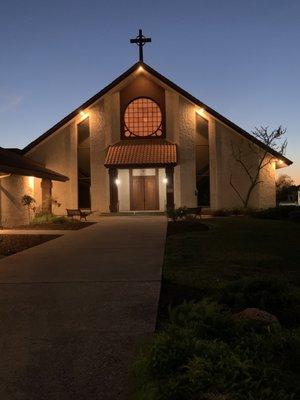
[0,216,167,400]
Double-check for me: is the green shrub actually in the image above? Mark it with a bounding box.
[32,213,67,224]
[166,207,187,221]
[212,209,230,217]
[134,301,299,400]
[251,205,299,220]
[212,208,253,217]
[218,277,300,327]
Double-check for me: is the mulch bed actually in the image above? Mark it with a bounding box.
[167,220,209,236]
[0,234,60,257]
[9,222,96,230]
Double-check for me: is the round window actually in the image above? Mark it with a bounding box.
[124,98,162,137]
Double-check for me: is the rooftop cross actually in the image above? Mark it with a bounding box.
[130,29,151,62]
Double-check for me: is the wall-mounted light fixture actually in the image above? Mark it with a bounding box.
[115,178,121,186]
[196,108,205,116]
[163,177,168,184]
[80,110,88,119]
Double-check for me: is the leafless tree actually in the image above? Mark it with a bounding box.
[230,126,287,208]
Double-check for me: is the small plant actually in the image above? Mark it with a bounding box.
[21,194,36,223]
[51,196,61,209]
[32,212,67,224]
[166,207,187,221]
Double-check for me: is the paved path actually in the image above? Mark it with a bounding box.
[0,216,167,400]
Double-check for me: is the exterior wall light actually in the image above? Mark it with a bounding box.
[196,108,205,116]
[115,178,121,186]
[80,111,88,119]
[163,178,168,184]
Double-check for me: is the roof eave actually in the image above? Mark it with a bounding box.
[0,165,69,181]
[21,60,293,166]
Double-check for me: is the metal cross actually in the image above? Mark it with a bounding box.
[130,29,151,62]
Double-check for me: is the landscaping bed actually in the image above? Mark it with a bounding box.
[13,221,95,230]
[8,213,96,230]
[0,234,60,257]
[134,217,300,400]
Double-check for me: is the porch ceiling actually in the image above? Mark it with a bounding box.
[104,140,177,168]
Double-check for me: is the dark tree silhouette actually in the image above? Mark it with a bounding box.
[230,126,287,208]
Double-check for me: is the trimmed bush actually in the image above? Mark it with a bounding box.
[133,301,300,400]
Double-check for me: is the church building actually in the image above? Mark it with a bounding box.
[0,31,292,226]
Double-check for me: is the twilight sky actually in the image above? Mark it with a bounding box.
[0,0,299,183]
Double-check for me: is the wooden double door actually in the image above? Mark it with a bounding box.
[130,170,159,211]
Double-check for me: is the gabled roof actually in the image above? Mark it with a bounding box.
[22,62,292,166]
[0,147,68,181]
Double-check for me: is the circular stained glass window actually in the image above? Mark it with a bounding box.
[124,98,163,137]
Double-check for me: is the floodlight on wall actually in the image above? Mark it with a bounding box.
[80,111,88,119]
[196,108,205,116]
[115,178,121,186]
[162,177,168,184]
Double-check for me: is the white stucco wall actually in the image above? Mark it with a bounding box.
[26,124,77,214]
[214,121,276,209]
[118,169,130,211]
[178,97,197,207]
[0,175,34,226]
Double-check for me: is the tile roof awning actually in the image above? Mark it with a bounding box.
[104,140,177,168]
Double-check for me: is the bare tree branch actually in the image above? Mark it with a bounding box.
[230,126,287,207]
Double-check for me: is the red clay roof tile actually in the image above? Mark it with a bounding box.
[104,140,177,167]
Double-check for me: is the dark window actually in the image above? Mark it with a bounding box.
[77,117,91,209]
[124,98,163,137]
[195,114,210,207]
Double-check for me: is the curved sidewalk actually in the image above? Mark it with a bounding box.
[0,216,167,399]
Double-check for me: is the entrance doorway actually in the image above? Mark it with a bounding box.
[130,169,159,210]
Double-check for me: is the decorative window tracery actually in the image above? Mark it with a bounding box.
[124,98,163,138]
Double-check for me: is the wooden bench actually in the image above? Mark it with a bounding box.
[181,207,202,219]
[66,209,91,221]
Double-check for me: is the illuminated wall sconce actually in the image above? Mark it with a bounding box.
[138,65,144,72]
[162,177,168,184]
[196,108,205,116]
[80,110,88,119]
[115,178,121,186]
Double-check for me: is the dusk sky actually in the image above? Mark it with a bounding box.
[0,0,299,183]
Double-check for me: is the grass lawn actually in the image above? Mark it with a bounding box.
[158,216,300,323]
[134,217,300,399]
